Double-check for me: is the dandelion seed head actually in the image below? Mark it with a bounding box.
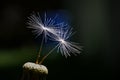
[23,62,48,74]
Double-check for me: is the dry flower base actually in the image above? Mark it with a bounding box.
[21,62,48,80]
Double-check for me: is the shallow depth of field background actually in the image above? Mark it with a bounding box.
[0,0,120,80]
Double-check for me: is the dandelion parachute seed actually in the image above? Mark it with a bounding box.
[27,12,61,64]
[54,28,81,58]
[27,13,59,40]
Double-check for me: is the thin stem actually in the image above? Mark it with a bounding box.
[36,36,44,64]
[39,44,59,64]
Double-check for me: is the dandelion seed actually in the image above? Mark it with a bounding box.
[27,12,59,41]
[54,28,82,58]
[27,12,61,63]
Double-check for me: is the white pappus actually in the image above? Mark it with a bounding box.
[27,12,82,60]
[54,28,82,58]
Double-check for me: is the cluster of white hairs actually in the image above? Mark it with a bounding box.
[27,12,81,59]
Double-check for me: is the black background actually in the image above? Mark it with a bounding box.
[0,0,120,80]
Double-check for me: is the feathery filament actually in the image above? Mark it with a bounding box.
[27,12,82,63]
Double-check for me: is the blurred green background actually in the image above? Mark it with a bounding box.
[0,0,120,80]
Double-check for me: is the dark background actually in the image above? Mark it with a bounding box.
[0,0,120,80]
